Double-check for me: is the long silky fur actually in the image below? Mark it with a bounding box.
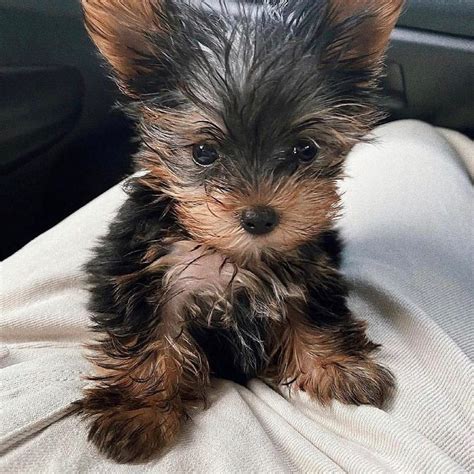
[77,0,403,463]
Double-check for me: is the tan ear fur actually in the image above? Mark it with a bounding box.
[329,0,405,65]
[81,0,166,86]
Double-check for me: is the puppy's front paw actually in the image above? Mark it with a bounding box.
[297,356,395,408]
[75,388,183,463]
[87,408,182,463]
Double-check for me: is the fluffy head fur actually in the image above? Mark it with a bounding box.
[82,0,403,264]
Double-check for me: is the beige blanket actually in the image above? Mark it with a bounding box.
[1,120,473,473]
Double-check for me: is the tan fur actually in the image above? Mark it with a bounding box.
[266,309,395,407]
[78,328,209,463]
[329,0,405,67]
[82,0,166,92]
[175,177,340,264]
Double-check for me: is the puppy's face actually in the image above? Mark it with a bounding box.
[83,0,403,263]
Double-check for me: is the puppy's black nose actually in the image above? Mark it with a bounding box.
[241,206,279,235]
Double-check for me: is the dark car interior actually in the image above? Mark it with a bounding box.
[1,0,473,260]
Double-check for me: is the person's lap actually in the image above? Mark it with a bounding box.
[1,120,472,472]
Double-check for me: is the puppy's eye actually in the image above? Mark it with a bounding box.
[292,139,320,163]
[192,143,219,166]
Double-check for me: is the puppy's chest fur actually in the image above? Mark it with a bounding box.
[143,233,342,383]
[155,241,273,380]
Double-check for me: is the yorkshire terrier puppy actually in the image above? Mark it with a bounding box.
[78,0,403,463]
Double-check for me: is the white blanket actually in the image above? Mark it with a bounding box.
[1,120,473,473]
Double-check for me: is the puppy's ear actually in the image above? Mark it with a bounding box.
[327,0,404,69]
[81,0,178,96]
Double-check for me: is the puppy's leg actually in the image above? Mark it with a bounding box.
[265,232,394,407]
[77,331,208,463]
[75,191,211,462]
[268,309,394,407]
[264,237,395,408]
